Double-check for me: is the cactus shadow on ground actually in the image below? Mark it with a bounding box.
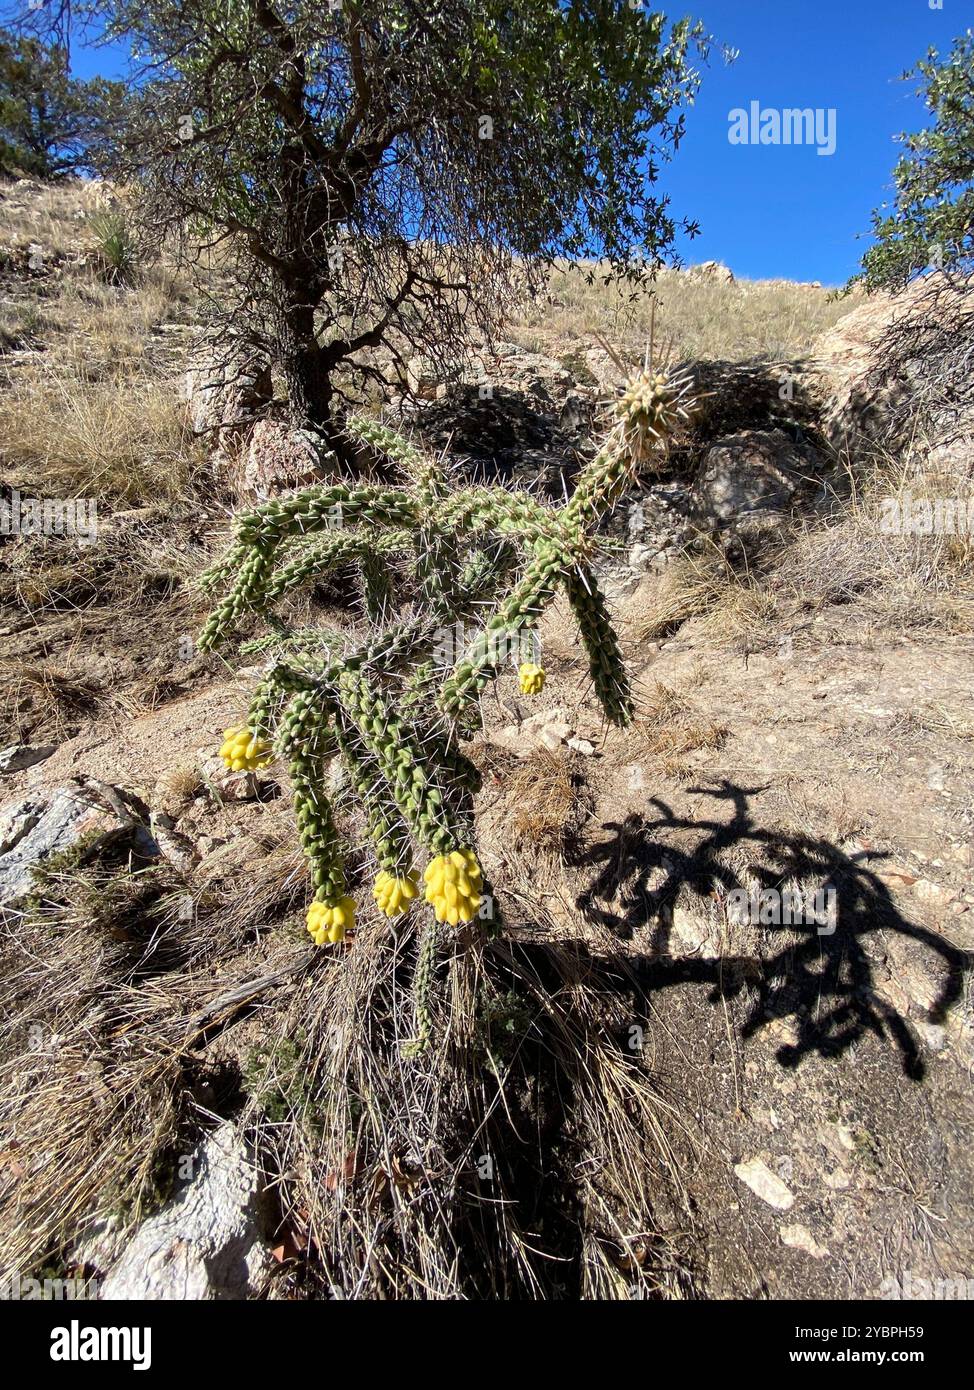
[569,779,969,1081]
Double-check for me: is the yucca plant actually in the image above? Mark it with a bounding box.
[86,210,137,286]
[199,358,696,1052]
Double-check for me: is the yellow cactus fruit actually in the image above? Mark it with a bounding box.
[373,869,420,918]
[306,896,355,945]
[219,725,274,773]
[423,848,483,926]
[518,661,546,695]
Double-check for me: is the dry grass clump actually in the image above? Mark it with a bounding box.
[693,581,781,649]
[628,424,974,649]
[0,298,53,351]
[772,449,974,635]
[633,546,748,641]
[506,748,583,852]
[0,527,217,744]
[203,844,311,939]
[1,831,695,1298]
[25,276,193,383]
[0,856,191,1277]
[1,662,103,742]
[635,680,728,779]
[0,523,202,619]
[154,764,205,816]
[249,913,692,1299]
[637,508,973,657]
[0,830,320,1281]
[514,261,855,364]
[0,375,192,503]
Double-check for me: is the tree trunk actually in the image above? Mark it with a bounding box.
[277,298,331,429]
[276,294,355,468]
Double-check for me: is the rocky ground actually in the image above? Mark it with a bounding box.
[1,178,972,1300]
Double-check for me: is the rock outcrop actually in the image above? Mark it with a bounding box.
[89,1123,272,1301]
[233,419,324,501]
[693,428,821,536]
[0,779,152,909]
[184,340,273,463]
[811,275,974,471]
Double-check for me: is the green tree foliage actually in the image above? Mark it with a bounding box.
[85,1,709,432]
[855,29,974,290]
[0,27,123,177]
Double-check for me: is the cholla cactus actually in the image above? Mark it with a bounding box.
[198,360,693,1052]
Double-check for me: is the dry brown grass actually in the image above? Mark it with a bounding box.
[0,178,104,255]
[247,907,694,1299]
[633,546,748,641]
[0,820,696,1299]
[1,178,198,507]
[0,829,324,1282]
[0,376,193,503]
[766,445,974,638]
[627,429,974,653]
[506,748,581,851]
[513,261,856,364]
[153,764,205,816]
[636,679,728,766]
[1,662,104,742]
[0,860,189,1277]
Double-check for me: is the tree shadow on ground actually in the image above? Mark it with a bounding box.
[567,779,970,1081]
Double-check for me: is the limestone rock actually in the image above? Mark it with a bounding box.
[95,1122,272,1300]
[487,707,574,758]
[780,1223,829,1258]
[734,1157,795,1211]
[149,813,198,874]
[811,276,974,467]
[670,904,717,956]
[688,260,735,283]
[200,754,277,803]
[184,342,272,460]
[406,354,442,400]
[693,429,817,533]
[233,419,325,501]
[0,743,57,775]
[0,780,147,909]
[566,737,596,757]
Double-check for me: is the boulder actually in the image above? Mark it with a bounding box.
[693,428,818,533]
[688,260,735,284]
[0,780,148,909]
[584,345,623,390]
[0,743,57,776]
[811,276,974,470]
[93,1122,272,1300]
[677,358,817,446]
[232,419,325,501]
[184,341,273,460]
[406,354,441,401]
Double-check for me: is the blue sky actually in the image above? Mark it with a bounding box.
[69,0,957,286]
[662,0,955,284]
